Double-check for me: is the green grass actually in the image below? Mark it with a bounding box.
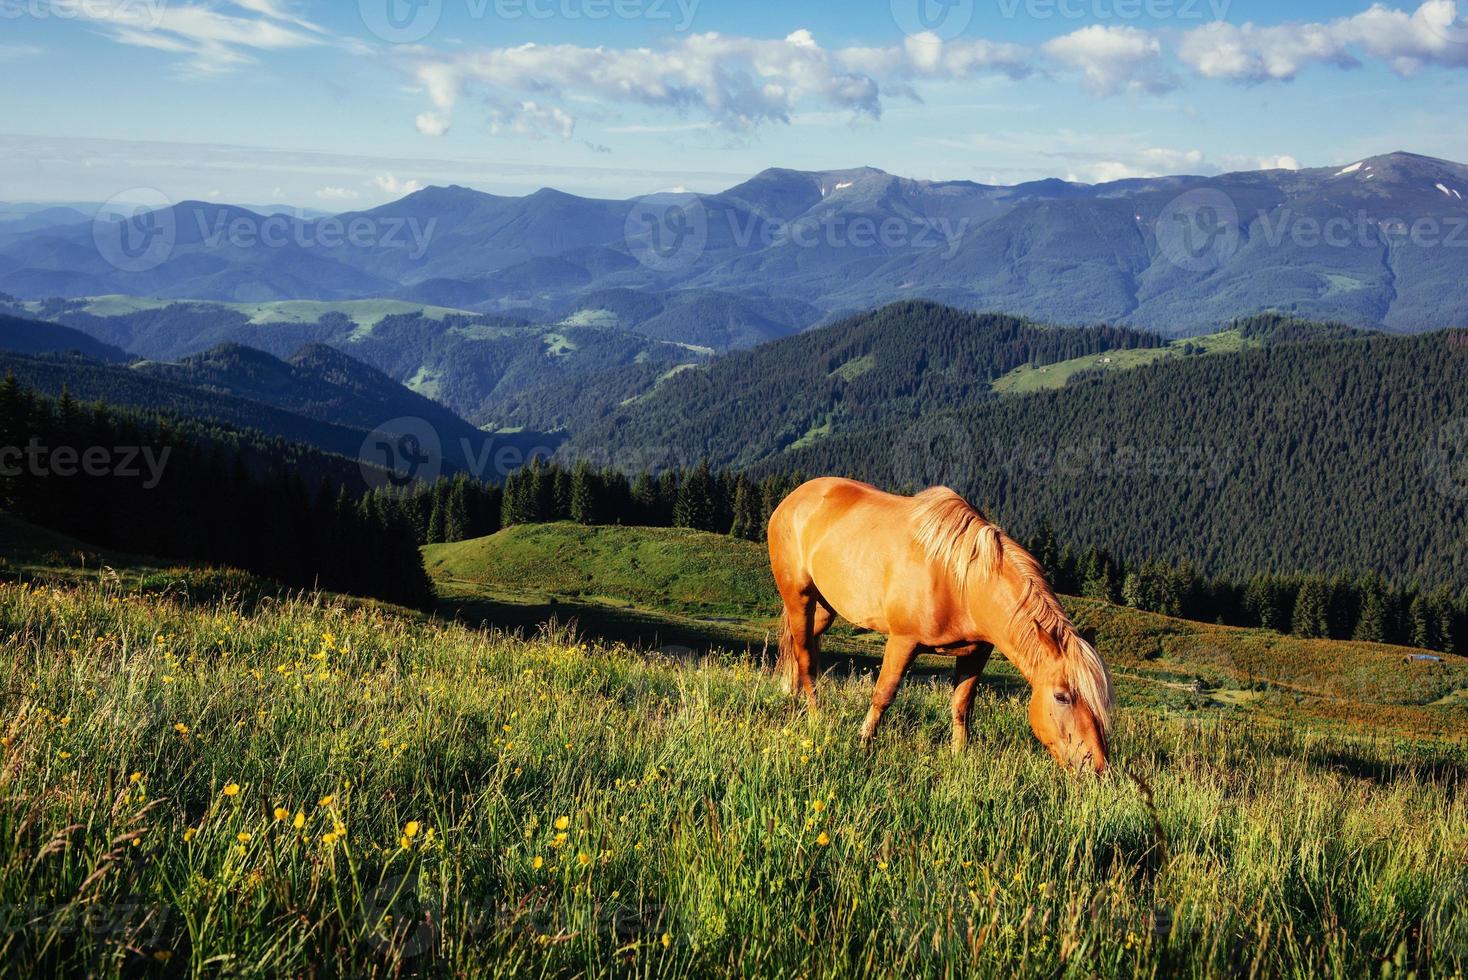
[425,524,774,620]
[426,524,1468,743]
[990,330,1250,396]
[3,578,1468,977]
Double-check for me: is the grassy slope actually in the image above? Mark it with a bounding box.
[426,524,1468,741]
[21,296,475,328]
[990,329,1249,396]
[3,578,1467,977]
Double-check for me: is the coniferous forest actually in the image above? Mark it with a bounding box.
[391,457,1468,657]
[0,377,433,608]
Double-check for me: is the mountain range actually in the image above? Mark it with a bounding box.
[2,152,1467,335]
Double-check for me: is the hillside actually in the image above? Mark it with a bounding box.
[6,152,1468,333]
[0,312,130,362]
[132,341,486,450]
[554,307,1468,589]
[426,523,1468,740]
[6,578,1468,976]
[32,300,699,430]
[560,303,1162,468]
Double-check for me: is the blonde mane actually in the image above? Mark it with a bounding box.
[911,487,1113,733]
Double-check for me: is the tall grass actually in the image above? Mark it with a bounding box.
[1,579,1465,977]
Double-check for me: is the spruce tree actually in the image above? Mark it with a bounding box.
[570,462,598,525]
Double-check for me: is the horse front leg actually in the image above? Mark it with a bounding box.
[860,635,921,744]
[950,644,994,753]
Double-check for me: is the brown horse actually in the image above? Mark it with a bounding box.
[768,477,1112,773]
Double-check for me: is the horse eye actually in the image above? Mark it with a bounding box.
[1054,692,1072,706]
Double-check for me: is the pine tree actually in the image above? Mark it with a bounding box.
[570,461,598,525]
[730,475,762,541]
[426,486,446,544]
[1292,577,1331,639]
[444,476,471,541]
[1354,574,1392,644]
[674,460,717,531]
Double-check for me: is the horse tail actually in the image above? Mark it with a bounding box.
[775,607,799,695]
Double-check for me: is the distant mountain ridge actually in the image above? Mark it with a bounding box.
[3,152,1468,334]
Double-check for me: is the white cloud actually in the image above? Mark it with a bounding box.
[415,112,450,137]
[372,174,423,196]
[1042,25,1176,96]
[1256,155,1302,171]
[490,102,577,140]
[1177,1,1468,84]
[406,29,1041,141]
[53,0,332,75]
[0,44,43,62]
[315,186,360,200]
[1073,147,1207,182]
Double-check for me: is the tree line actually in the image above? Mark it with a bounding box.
[396,457,1468,657]
[0,376,433,608]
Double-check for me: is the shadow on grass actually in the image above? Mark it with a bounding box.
[434,586,1029,696]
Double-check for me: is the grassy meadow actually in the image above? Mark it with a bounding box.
[3,568,1468,977]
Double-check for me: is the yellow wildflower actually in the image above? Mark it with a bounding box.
[223,783,241,797]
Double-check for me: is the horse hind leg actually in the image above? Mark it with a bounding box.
[777,595,823,707]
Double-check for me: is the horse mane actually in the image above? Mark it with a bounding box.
[911,487,1113,733]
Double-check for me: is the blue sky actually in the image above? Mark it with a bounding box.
[3,0,1468,205]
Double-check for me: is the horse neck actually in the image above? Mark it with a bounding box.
[969,558,1064,689]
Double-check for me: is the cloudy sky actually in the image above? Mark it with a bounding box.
[4,0,1468,205]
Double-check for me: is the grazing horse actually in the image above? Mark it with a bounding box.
[768,477,1112,773]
